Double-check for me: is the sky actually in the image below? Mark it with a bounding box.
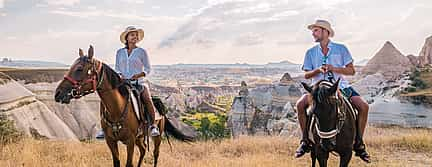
[0,0,431,65]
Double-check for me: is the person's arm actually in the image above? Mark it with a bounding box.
[302,50,325,79]
[305,68,325,79]
[325,63,355,75]
[325,44,355,76]
[132,49,151,79]
[114,50,124,79]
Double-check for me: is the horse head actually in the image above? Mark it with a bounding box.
[55,45,102,104]
[301,78,340,151]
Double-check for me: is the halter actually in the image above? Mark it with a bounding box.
[63,59,104,98]
[313,81,346,139]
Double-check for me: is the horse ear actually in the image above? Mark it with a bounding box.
[301,82,312,93]
[328,78,340,94]
[88,45,94,60]
[79,48,84,57]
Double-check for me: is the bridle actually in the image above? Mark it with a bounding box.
[313,81,346,139]
[63,58,104,98]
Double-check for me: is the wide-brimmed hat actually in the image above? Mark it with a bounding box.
[120,26,144,44]
[307,19,334,37]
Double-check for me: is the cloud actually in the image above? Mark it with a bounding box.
[120,0,145,4]
[49,9,182,22]
[234,33,264,46]
[6,36,16,40]
[44,0,80,6]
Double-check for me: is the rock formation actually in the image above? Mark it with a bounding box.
[419,36,432,67]
[362,41,413,80]
[228,73,301,137]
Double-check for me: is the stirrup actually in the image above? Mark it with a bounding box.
[354,143,371,163]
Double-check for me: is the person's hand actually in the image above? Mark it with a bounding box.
[119,74,125,80]
[131,73,143,80]
[324,64,335,72]
[317,66,326,73]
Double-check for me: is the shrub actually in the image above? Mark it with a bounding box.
[0,113,23,144]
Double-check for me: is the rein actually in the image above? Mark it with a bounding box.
[101,89,131,137]
[64,60,104,98]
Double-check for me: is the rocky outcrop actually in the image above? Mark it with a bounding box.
[0,76,78,140]
[407,54,420,67]
[352,73,387,97]
[362,41,413,80]
[419,36,432,67]
[196,101,226,113]
[228,73,301,137]
[227,82,256,137]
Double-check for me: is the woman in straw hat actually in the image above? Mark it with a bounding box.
[115,26,160,137]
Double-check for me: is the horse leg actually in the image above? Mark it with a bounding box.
[126,138,136,167]
[310,147,317,167]
[106,138,120,167]
[152,135,162,167]
[136,137,146,167]
[339,150,352,167]
[316,150,329,167]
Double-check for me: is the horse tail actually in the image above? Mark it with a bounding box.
[164,115,197,142]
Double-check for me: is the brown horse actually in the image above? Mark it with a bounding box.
[301,79,358,167]
[54,46,195,167]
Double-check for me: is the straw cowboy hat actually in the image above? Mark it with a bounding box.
[120,26,144,44]
[307,19,335,37]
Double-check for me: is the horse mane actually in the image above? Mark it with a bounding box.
[101,63,128,96]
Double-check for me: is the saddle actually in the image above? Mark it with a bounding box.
[126,81,167,125]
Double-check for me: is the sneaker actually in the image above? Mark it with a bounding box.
[150,126,160,137]
[295,140,311,158]
[96,130,105,139]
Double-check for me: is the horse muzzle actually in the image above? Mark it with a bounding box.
[54,89,72,104]
[320,139,337,152]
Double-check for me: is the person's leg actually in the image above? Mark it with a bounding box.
[141,84,160,136]
[349,88,371,163]
[351,96,369,137]
[295,94,311,158]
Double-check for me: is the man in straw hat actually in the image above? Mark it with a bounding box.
[294,20,370,162]
[116,26,160,137]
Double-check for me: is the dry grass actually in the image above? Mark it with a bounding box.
[0,126,431,167]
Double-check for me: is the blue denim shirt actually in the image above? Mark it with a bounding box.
[302,41,353,89]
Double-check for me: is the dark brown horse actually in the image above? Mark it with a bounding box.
[54,46,195,167]
[301,79,357,167]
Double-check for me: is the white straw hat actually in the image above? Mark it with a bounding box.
[120,26,144,44]
[307,19,335,37]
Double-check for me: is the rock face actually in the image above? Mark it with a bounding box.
[227,81,256,137]
[407,54,420,67]
[228,73,301,137]
[0,76,78,140]
[362,41,413,80]
[419,36,432,67]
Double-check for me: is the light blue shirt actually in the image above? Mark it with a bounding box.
[115,47,151,84]
[302,41,353,89]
